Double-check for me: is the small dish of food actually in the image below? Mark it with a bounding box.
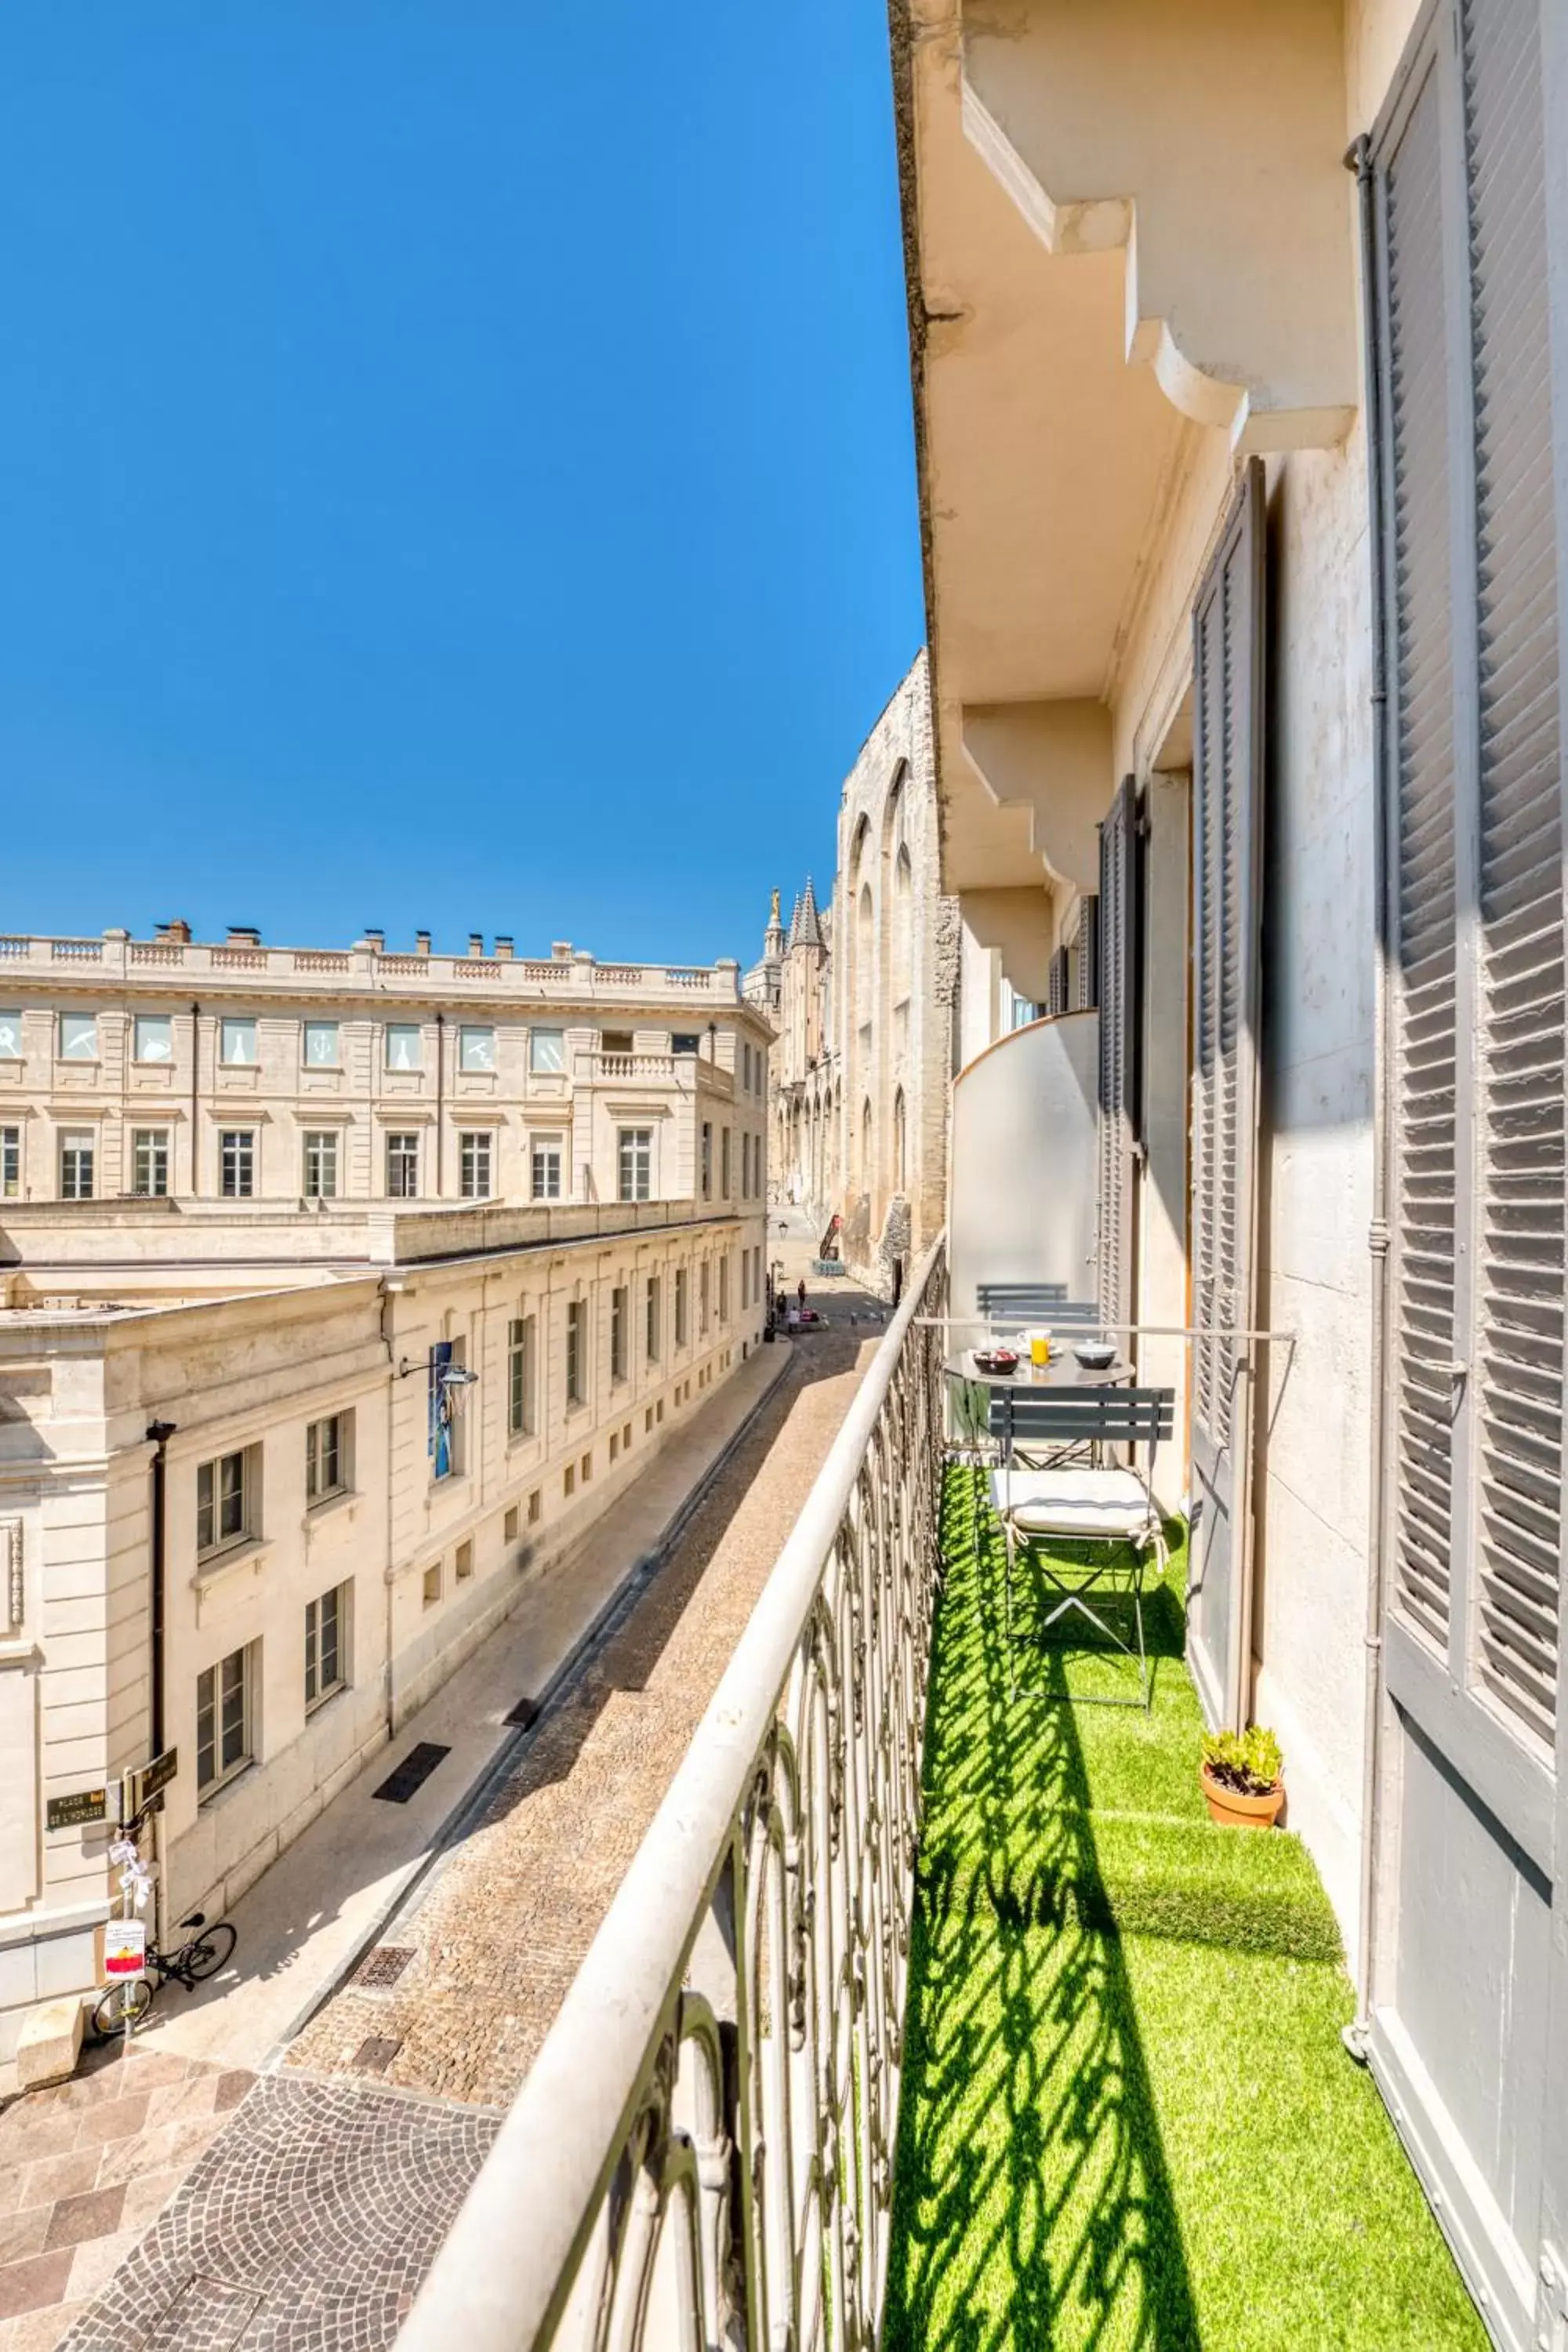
[1073,1340,1117,1370]
[973,1347,1019,1376]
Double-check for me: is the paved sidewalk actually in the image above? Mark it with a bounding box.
[130,1336,792,2075]
[24,1293,880,2351]
[0,2043,252,2348]
[286,1316,878,2104]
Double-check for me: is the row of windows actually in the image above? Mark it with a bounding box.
[4,1124,665,1203]
[5,1119,767,1206]
[0,1011,758,1076]
[192,1289,766,1791]
[190,1258,753,1550]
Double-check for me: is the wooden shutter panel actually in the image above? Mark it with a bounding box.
[1097,786,1138,1333]
[1189,457,1267,1730]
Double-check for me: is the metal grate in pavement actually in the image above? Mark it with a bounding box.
[372,1740,451,1804]
[143,2276,260,2350]
[354,1944,415,1990]
[353,2035,404,2074]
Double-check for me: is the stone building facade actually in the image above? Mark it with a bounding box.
[0,926,772,2061]
[745,888,837,1223]
[0,1193,768,2063]
[0,927,768,1218]
[745,654,957,1285]
[833,652,958,1294]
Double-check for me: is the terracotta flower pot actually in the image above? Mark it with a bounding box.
[1200,1762,1284,1831]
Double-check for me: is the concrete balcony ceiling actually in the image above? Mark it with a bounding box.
[899,0,1357,892]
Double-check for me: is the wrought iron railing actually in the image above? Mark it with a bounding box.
[399,1237,948,2352]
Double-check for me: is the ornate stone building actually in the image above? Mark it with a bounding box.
[746,653,957,1287]
[745,886,837,1222]
[0,927,771,2060]
[833,652,957,1293]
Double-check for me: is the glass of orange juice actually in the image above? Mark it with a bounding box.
[1029,1327,1051,1369]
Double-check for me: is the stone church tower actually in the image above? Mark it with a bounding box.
[746,882,837,1218]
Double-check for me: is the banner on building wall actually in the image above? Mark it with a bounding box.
[428,1340,453,1475]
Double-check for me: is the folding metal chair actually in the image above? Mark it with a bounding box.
[975,1283,1102,1335]
[987,1386,1174,1708]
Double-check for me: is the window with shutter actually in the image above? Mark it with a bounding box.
[1097,787,1139,1334]
[1046,947,1069,1019]
[1375,0,1563,1753]
[1362,3,1566,2318]
[1461,0,1563,1752]
[1188,457,1267,1732]
[1075,895,1101,1012]
[1382,42,1459,1657]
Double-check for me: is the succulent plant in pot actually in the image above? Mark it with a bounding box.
[1200,1725,1284,1830]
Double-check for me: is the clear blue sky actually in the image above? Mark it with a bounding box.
[0,5,924,966]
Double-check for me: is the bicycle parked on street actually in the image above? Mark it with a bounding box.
[92,1911,238,2036]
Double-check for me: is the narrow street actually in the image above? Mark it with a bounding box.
[8,1237,886,2352]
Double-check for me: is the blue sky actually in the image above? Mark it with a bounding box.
[0,5,924,965]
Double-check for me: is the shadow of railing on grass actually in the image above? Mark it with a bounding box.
[885,1473,1201,2352]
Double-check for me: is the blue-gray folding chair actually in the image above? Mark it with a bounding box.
[988,1385,1174,1708]
[975,1283,1102,1334]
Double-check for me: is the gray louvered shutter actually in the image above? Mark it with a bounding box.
[1381,42,1461,1657]
[1047,948,1069,1019]
[1189,458,1266,1730]
[1097,786,1137,1333]
[1192,462,1266,1454]
[1461,0,1563,1748]
[1377,0,1563,1748]
[1076,896,1100,1011]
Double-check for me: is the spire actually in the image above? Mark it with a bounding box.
[787,891,804,948]
[764,886,786,960]
[793,876,824,949]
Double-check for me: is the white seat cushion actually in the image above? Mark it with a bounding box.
[988,1465,1156,1539]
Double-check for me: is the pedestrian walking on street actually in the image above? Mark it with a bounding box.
[797,1278,808,1315]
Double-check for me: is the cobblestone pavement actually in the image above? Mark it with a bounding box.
[286,1315,879,2103]
[49,1298,881,2351]
[53,2078,497,2352]
[0,2042,252,2350]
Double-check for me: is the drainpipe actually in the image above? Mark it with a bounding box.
[146,1421,177,1756]
[189,1002,201,1197]
[434,1011,445,1198]
[142,1420,176,1950]
[380,1279,401,1739]
[1345,131,1392,2053]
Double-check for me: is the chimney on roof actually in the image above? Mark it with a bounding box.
[550,942,572,961]
[468,932,485,958]
[155,920,191,944]
[416,931,432,957]
[227,925,261,947]
[362,927,384,952]
[495,935,514,960]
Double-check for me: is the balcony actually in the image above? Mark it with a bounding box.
[398,1238,1477,2352]
[0,932,742,1005]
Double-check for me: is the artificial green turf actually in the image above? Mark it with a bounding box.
[882,1468,1487,2352]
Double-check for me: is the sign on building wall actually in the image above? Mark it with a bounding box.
[45,1788,107,1831]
